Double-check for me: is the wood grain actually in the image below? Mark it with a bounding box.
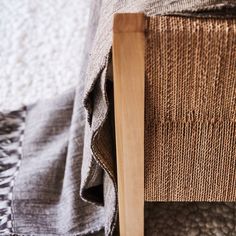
[112,13,145,236]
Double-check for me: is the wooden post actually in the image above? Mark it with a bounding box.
[112,13,145,236]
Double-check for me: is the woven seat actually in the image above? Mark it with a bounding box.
[145,16,236,201]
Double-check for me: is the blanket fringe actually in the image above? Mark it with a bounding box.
[0,109,26,234]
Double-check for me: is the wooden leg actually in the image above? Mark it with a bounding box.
[112,13,145,236]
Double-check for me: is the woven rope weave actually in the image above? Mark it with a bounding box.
[145,16,236,201]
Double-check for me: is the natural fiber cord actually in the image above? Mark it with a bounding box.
[145,16,236,201]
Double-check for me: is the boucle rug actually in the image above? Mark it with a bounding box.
[0,0,90,110]
[145,202,236,235]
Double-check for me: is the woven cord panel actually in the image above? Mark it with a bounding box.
[144,16,236,201]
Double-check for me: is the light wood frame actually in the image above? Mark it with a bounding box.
[112,13,145,236]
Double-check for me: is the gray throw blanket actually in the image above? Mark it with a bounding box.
[0,0,236,235]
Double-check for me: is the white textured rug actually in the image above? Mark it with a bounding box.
[0,0,90,110]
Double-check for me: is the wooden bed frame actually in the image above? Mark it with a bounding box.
[112,13,145,236]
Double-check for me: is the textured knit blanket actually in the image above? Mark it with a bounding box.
[0,1,236,235]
